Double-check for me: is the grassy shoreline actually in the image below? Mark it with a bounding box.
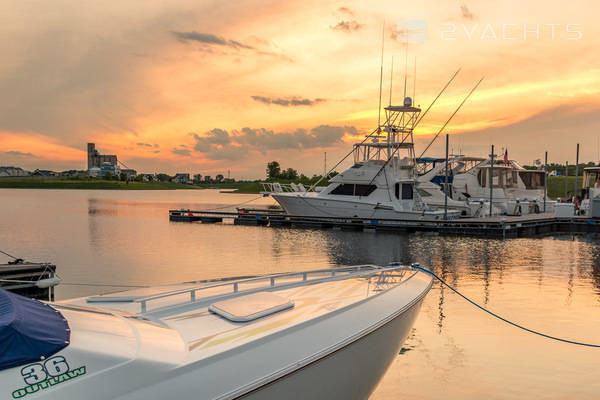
[0,176,266,191]
[0,175,580,197]
[0,178,197,190]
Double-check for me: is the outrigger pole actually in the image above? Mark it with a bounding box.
[418,76,484,159]
[415,68,461,128]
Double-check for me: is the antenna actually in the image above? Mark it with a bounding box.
[389,56,393,106]
[403,38,408,99]
[413,57,416,104]
[377,22,385,128]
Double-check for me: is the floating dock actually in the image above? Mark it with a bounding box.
[169,208,600,238]
[0,262,57,300]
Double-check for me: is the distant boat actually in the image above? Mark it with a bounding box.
[0,264,432,399]
[0,260,59,300]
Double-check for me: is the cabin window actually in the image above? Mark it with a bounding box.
[519,171,545,189]
[396,183,413,200]
[402,183,413,200]
[331,183,355,195]
[354,184,377,196]
[505,171,518,188]
[330,184,377,196]
[478,169,486,187]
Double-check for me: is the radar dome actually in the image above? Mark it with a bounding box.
[404,97,412,107]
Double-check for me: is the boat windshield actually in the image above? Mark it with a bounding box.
[519,171,545,190]
[583,169,600,189]
[477,167,518,188]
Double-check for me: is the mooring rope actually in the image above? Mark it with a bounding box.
[204,195,265,211]
[409,264,600,348]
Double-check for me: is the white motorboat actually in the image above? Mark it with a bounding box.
[578,166,600,216]
[0,264,432,400]
[419,155,554,215]
[265,98,461,221]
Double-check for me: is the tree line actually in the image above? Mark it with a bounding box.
[523,162,598,175]
[266,161,337,184]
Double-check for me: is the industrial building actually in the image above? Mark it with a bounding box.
[87,143,117,171]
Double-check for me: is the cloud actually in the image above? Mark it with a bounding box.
[192,125,358,160]
[338,7,354,16]
[136,142,153,147]
[251,96,326,107]
[417,104,600,163]
[172,148,191,156]
[331,20,363,32]
[460,4,475,20]
[4,150,36,157]
[193,128,231,150]
[172,30,293,62]
[171,31,253,50]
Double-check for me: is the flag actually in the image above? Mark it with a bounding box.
[503,149,509,165]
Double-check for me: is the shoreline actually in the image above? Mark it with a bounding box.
[0,178,260,191]
[0,176,572,197]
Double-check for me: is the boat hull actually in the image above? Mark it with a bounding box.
[272,193,455,220]
[240,295,424,400]
[0,267,432,400]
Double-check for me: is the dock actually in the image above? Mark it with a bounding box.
[169,208,600,238]
[0,262,58,300]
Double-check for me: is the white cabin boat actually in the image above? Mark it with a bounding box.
[267,98,461,220]
[419,156,554,215]
[0,264,432,400]
[578,166,600,216]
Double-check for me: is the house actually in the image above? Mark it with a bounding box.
[60,170,88,177]
[173,173,191,184]
[120,169,137,180]
[33,169,58,176]
[138,174,155,182]
[0,166,30,177]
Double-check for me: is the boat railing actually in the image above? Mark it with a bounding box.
[260,182,310,194]
[133,264,406,313]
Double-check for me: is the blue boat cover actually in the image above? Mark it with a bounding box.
[0,289,70,371]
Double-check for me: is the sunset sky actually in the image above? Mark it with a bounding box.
[1,0,599,178]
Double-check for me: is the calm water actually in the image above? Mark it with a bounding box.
[1,189,600,399]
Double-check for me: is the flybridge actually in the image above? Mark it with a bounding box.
[351,96,420,168]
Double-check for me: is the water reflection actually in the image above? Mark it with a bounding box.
[2,189,600,399]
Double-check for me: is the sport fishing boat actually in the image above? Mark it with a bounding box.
[0,264,432,400]
[264,98,461,220]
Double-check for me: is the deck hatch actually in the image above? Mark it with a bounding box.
[209,292,294,322]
